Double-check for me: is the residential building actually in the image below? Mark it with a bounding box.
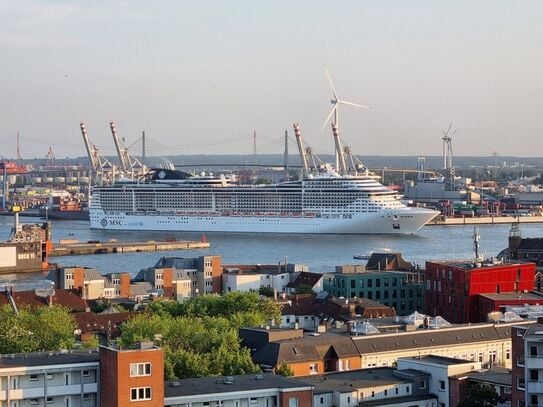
[477,291,543,322]
[508,223,543,268]
[48,267,132,301]
[285,272,323,294]
[100,342,164,407]
[245,321,532,376]
[137,255,222,297]
[280,294,321,330]
[250,331,362,377]
[164,374,314,407]
[299,367,436,407]
[511,320,543,407]
[328,266,424,315]
[425,259,536,323]
[0,349,100,407]
[397,356,482,407]
[222,263,309,295]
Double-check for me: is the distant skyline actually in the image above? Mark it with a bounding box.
[1,1,543,159]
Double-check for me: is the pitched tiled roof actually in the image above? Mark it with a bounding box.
[352,323,522,354]
[73,311,137,337]
[366,253,414,271]
[281,295,316,316]
[320,297,396,320]
[83,268,104,281]
[0,288,88,312]
[252,332,359,366]
[286,272,322,289]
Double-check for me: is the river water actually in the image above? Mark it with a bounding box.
[1,216,542,288]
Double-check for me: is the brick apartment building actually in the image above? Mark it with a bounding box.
[512,320,543,407]
[100,342,164,406]
[425,259,536,323]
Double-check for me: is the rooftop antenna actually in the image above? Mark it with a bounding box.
[321,67,370,175]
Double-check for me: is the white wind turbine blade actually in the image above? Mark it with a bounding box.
[325,66,338,101]
[321,105,337,131]
[339,100,371,109]
[446,122,453,135]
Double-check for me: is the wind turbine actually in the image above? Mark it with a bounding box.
[320,67,371,131]
[321,68,371,175]
[441,122,456,172]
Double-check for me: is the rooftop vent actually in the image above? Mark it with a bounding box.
[254,374,264,380]
[224,376,235,385]
[171,381,180,387]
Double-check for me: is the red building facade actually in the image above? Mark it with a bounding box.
[425,260,535,323]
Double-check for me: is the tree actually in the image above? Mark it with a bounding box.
[276,362,294,377]
[258,286,275,297]
[457,383,499,407]
[118,313,261,379]
[0,305,76,353]
[294,284,315,295]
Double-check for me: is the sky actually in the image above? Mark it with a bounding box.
[1,1,543,160]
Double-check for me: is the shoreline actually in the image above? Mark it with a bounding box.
[428,215,543,226]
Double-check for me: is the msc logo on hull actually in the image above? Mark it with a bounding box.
[100,218,122,227]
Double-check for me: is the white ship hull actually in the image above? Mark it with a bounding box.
[90,207,437,235]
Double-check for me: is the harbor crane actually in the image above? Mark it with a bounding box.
[109,121,144,175]
[79,122,114,185]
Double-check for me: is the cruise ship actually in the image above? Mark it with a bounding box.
[90,124,438,234]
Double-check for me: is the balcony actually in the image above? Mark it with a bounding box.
[526,355,543,369]
[527,380,543,393]
[7,383,97,400]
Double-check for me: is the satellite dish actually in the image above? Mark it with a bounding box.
[35,288,55,298]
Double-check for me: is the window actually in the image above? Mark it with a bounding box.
[406,385,410,394]
[130,387,152,401]
[82,370,91,377]
[47,397,53,404]
[29,374,39,381]
[517,355,525,366]
[530,369,539,381]
[504,387,511,394]
[309,363,318,374]
[288,397,298,407]
[439,380,445,391]
[517,377,525,390]
[130,362,152,377]
[46,373,53,380]
[420,380,426,389]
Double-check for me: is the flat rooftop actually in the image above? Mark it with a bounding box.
[402,355,477,366]
[479,291,543,301]
[427,259,526,270]
[466,368,511,386]
[165,373,311,398]
[0,349,100,368]
[296,368,417,394]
